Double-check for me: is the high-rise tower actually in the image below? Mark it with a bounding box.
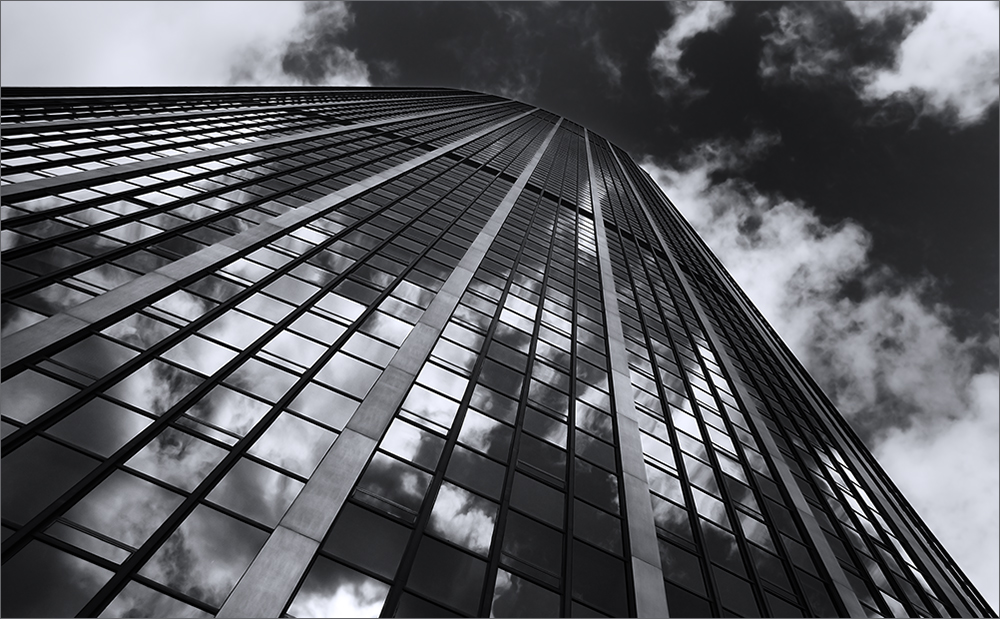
[1,87,993,618]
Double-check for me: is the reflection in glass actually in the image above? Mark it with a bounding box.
[574,500,622,555]
[415,362,468,401]
[1,540,112,617]
[458,409,513,461]
[0,369,78,424]
[650,493,694,543]
[380,417,445,470]
[288,382,359,431]
[429,481,498,555]
[574,460,619,515]
[510,472,564,528]
[2,436,99,525]
[52,334,139,382]
[571,540,628,617]
[139,504,268,608]
[501,511,563,584]
[714,566,761,617]
[407,536,487,615]
[226,358,298,404]
[47,397,152,457]
[106,359,201,416]
[316,353,383,400]
[446,445,506,500]
[399,385,460,434]
[127,427,226,492]
[658,538,706,595]
[100,580,211,618]
[287,556,389,618]
[491,568,559,618]
[64,469,183,550]
[355,452,432,522]
[701,519,745,576]
[186,384,271,438]
[249,413,336,477]
[207,458,303,528]
[470,384,517,424]
[322,504,410,579]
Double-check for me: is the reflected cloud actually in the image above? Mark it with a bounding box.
[429,482,498,555]
[126,427,226,492]
[287,557,389,618]
[139,504,268,608]
[207,458,303,528]
[64,469,184,550]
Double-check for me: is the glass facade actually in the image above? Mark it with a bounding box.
[1,86,993,618]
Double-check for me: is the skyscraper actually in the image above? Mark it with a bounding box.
[0,86,993,618]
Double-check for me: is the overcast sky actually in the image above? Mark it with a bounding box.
[2,0,998,611]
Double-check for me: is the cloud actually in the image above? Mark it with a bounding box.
[857,1,1000,126]
[650,1,734,97]
[233,1,370,86]
[641,132,999,609]
[0,2,303,86]
[759,2,999,126]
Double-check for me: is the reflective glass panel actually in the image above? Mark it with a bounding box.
[139,504,268,608]
[287,556,389,618]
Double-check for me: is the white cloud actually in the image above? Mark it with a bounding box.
[650,1,734,95]
[858,1,1000,125]
[876,371,999,610]
[0,2,303,86]
[759,2,999,126]
[759,4,852,84]
[641,133,999,610]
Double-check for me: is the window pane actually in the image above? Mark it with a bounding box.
[288,556,389,618]
[322,504,410,579]
[406,537,486,615]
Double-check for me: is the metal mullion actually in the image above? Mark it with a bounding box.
[636,244,798,617]
[689,275,914,617]
[609,148,867,618]
[584,130,668,618]
[1,100,515,203]
[622,153,989,616]
[479,140,574,617]
[375,126,559,619]
[1,109,539,377]
[602,207,721,615]
[217,118,561,619]
[0,93,481,136]
[2,121,465,298]
[2,102,521,232]
[1,115,331,171]
[558,132,586,619]
[2,113,540,457]
[708,294,911,616]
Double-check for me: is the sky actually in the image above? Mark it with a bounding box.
[1,0,997,611]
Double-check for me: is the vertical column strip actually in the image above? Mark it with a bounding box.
[1,108,536,374]
[622,154,980,617]
[607,147,867,618]
[584,130,671,618]
[217,118,563,618]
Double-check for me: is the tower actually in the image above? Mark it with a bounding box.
[1,87,993,618]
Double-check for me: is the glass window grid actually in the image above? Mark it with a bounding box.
[0,89,479,129]
[590,141,828,616]
[0,109,532,334]
[614,144,958,618]
[296,126,629,618]
[1,103,516,266]
[687,270,944,618]
[0,116,556,616]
